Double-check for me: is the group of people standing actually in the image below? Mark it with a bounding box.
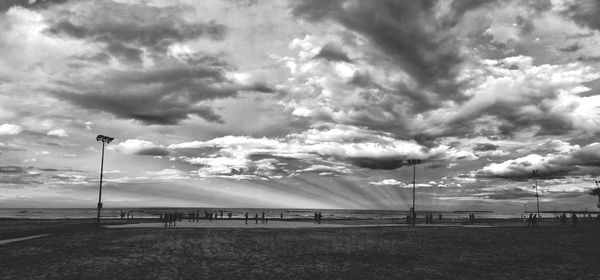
[160,211,234,227]
[313,212,323,224]
[203,210,233,221]
[243,212,279,224]
[467,213,476,223]
[424,213,436,224]
[119,210,134,219]
[405,213,442,225]
[557,213,579,227]
[526,213,540,227]
[526,212,587,227]
[161,212,181,227]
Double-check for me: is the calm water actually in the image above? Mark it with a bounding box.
[0,208,524,220]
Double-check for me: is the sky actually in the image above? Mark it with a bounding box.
[1,0,600,211]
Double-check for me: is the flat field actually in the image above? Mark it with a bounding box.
[1,219,598,279]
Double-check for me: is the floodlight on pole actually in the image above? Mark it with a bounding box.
[595,180,600,209]
[96,135,114,227]
[532,169,540,216]
[407,159,422,227]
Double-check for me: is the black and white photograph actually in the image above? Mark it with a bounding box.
[1,0,600,279]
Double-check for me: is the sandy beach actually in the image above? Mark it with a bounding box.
[1,218,599,279]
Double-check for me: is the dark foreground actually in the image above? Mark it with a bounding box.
[1,219,599,279]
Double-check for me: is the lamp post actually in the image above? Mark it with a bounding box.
[595,180,600,209]
[96,135,114,227]
[407,159,422,226]
[532,169,540,216]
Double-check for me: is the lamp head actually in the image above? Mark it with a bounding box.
[96,135,114,143]
[407,159,422,165]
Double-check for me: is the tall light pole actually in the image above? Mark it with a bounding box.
[532,169,540,216]
[96,135,114,227]
[407,159,421,226]
[595,180,600,209]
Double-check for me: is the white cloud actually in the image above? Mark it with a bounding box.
[146,168,188,180]
[484,22,521,45]
[369,179,406,186]
[424,55,600,138]
[0,123,22,135]
[476,142,600,179]
[297,164,351,174]
[46,129,68,138]
[112,139,168,156]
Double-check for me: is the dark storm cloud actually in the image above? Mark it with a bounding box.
[347,157,405,170]
[40,1,276,125]
[44,1,227,62]
[578,55,600,62]
[291,0,587,145]
[0,165,32,174]
[38,168,58,172]
[525,0,553,13]
[292,0,469,111]
[71,52,111,64]
[474,143,498,152]
[562,0,600,31]
[558,43,582,53]
[349,71,375,88]
[497,112,574,137]
[571,144,600,166]
[426,162,446,169]
[314,43,352,63]
[134,147,170,157]
[447,0,496,17]
[447,87,577,139]
[515,15,534,35]
[52,62,227,124]
[52,53,273,125]
[0,0,69,12]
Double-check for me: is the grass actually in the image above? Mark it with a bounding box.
[1,219,599,279]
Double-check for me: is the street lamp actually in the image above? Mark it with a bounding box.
[595,180,600,209]
[407,159,422,226]
[96,134,114,227]
[532,169,540,216]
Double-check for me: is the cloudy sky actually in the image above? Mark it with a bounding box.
[1,0,600,211]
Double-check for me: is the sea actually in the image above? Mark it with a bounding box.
[0,208,525,220]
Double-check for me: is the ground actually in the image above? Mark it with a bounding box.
[0,219,598,279]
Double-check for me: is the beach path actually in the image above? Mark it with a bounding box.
[0,234,50,245]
